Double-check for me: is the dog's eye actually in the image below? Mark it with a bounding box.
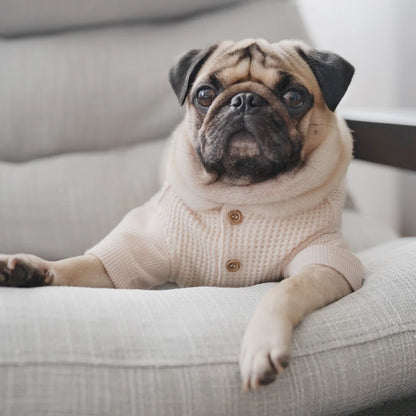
[196,87,216,107]
[282,89,306,109]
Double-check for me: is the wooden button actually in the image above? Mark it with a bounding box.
[227,210,243,225]
[226,259,241,272]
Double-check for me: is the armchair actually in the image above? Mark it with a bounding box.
[0,1,414,415]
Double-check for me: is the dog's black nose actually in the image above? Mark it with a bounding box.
[230,92,266,112]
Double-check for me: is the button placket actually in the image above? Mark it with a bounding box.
[223,207,244,274]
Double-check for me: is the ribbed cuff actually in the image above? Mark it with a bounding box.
[285,244,365,291]
[85,240,139,289]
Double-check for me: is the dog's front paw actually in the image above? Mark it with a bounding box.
[0,254,54,287]
[239,308,292,391]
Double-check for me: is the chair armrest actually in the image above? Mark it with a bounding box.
[343,109,416,171]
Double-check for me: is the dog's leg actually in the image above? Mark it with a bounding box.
[0,254,113,288]
[239,264,352,391]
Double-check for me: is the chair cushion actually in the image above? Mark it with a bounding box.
[0,238,415,415]
[0,139,165,259]
[342,209,399,252]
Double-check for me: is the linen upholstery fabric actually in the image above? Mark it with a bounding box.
[341,209,399,252]
[0,139,166,259]
[1,0,414,413]
[0,238,415,416]
[0,0,248,36]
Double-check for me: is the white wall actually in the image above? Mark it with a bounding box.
[398,0,416,107]
[297,0,416,236]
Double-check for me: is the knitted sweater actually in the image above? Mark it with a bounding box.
[87,116,364,291]
[87,182,363,290]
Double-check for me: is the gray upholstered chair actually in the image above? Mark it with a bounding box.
[0,1,415,415]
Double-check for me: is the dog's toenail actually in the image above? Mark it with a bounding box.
[44,271,53,284]
[280,354,290,368]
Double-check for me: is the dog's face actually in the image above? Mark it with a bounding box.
[169,39,354,185]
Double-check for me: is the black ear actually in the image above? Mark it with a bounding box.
[298,48,355,111]
[169,46,217,106]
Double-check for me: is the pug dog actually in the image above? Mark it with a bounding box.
[0,39,364,391]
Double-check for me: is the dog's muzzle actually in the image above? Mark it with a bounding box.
[196,90,302,184]
[226,92,268,158]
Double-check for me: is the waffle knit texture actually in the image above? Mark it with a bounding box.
[87,182,363,291]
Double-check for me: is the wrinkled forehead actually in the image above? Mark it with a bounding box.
[195,39,318,91]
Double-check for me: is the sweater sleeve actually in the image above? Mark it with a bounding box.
[283,233,364,291]
[85,194,171,289]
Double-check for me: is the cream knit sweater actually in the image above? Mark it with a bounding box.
[87,115,364,291]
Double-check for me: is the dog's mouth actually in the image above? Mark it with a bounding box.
[227,130,261,159]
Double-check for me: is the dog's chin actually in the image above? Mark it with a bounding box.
[206,152,302,186]
[203,151,298,187]
[221,133,271,185]
[219,158,284,186]
[227,131,261,159]
[220,172,261,186]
